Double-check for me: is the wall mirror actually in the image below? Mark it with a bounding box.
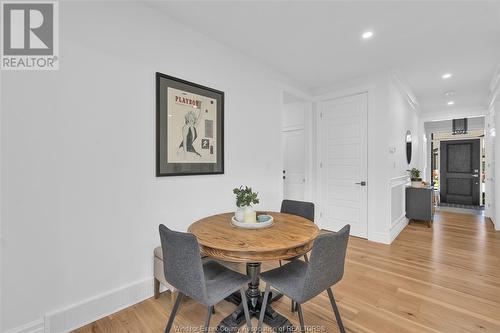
[406,130,412,164]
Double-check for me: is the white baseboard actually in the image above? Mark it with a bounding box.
[44,277,154,333]
[390,216,409,243]
[4,319,44,333]
[368,217,408,245]
[368,231,390,244]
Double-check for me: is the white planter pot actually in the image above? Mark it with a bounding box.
[411,180,423,188]
[235,207,245,222]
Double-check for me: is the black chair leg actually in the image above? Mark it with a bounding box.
[327,288,346,333]
[257,283,271,332]
[240,287,253,333]
[203,306,213,333]
[303,253,309,263]
[164,292,184,333]
[296,303,306,333]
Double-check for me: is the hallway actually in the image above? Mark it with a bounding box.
[75,211,500,333]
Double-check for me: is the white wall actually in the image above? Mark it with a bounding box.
[495,101,500,230]
[313,73,421,244]
[387,76,422,242]
[0,2,306,331]
[485,111,495,221]
[488,65,499,230]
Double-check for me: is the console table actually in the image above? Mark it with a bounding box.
[405,187,435,227]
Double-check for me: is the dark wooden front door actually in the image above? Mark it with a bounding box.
[440,139,480,205]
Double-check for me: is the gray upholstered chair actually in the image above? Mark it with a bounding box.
[280,199,315,311]
[159,225,253,333]
[279,200,314,265]
[280,199,315,223]
[257,225,350,333]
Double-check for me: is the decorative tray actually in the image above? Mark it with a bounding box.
[231,215,274,229]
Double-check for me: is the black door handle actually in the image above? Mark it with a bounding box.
[355,181,367,186]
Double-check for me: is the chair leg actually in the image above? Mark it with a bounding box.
[279,260,282,266]
[164,292,183,333]
[303,253,309,263]
[203,306,213,333]
[240,287,253,333]
[170,290,178,303]
[257,283,271,332]
[327,288,345,333]
[154,278,160,299]
[296,303,305,333]
[291,299,296,313]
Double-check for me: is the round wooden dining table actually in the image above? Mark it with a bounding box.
[188,211,319,332]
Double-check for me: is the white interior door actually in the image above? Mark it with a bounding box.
[318,93,368,238]
[283,129,306,200]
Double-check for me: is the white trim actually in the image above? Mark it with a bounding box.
[388,175,410,243]
[315,92,369,238]
[280,88,314,202]
[488,64,500,109]
[314,84,373,103]
[315,84,373,238]
[44,277,154,333]
[390,215,409,243]
[390,72,419,113]
[3,319,44,333]
[420,108,488,123]
[369,231,390,244]
[282,125,304,132]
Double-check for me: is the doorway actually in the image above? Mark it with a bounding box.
[440,139,481,205]
[317,93,368,238]
[282,92,312,201]
[426,117,485,210]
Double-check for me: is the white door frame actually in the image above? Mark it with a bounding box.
[280,89,314,202]
[315,92,369,237]
[314,83,373,237]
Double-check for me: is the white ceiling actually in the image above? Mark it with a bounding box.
[149,1,500,113]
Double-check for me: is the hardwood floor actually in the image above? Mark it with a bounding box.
[74,211,500,333]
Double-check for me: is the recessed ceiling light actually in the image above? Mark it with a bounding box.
[447,101,455,105]
[444,90,455,96]
[442,73,452,79]
[362,31,374,39]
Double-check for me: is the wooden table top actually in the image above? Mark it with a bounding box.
[188,212,319,262]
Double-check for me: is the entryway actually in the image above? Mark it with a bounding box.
[440,139,481,206]
[425,117,486,211]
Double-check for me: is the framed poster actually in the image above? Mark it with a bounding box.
[156,72,224,176]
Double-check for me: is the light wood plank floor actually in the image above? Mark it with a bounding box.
[74,211,500,333]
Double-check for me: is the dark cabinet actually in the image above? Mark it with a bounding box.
[405,187,434,227]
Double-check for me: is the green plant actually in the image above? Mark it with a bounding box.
[407,168,422,181]
[233,186,260,207]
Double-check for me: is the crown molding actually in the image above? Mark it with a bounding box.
[488,64,500,109]
[390,71,420,113]
[419,107,488,122]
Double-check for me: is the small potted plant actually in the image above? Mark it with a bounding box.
[408,168,423,188]
[233,186,260,223]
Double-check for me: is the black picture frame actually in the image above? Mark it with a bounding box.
[156,72,224,176]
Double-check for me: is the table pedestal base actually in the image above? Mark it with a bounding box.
[216,262,294,333]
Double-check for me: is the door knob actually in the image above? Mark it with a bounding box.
[355,181,367,186]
